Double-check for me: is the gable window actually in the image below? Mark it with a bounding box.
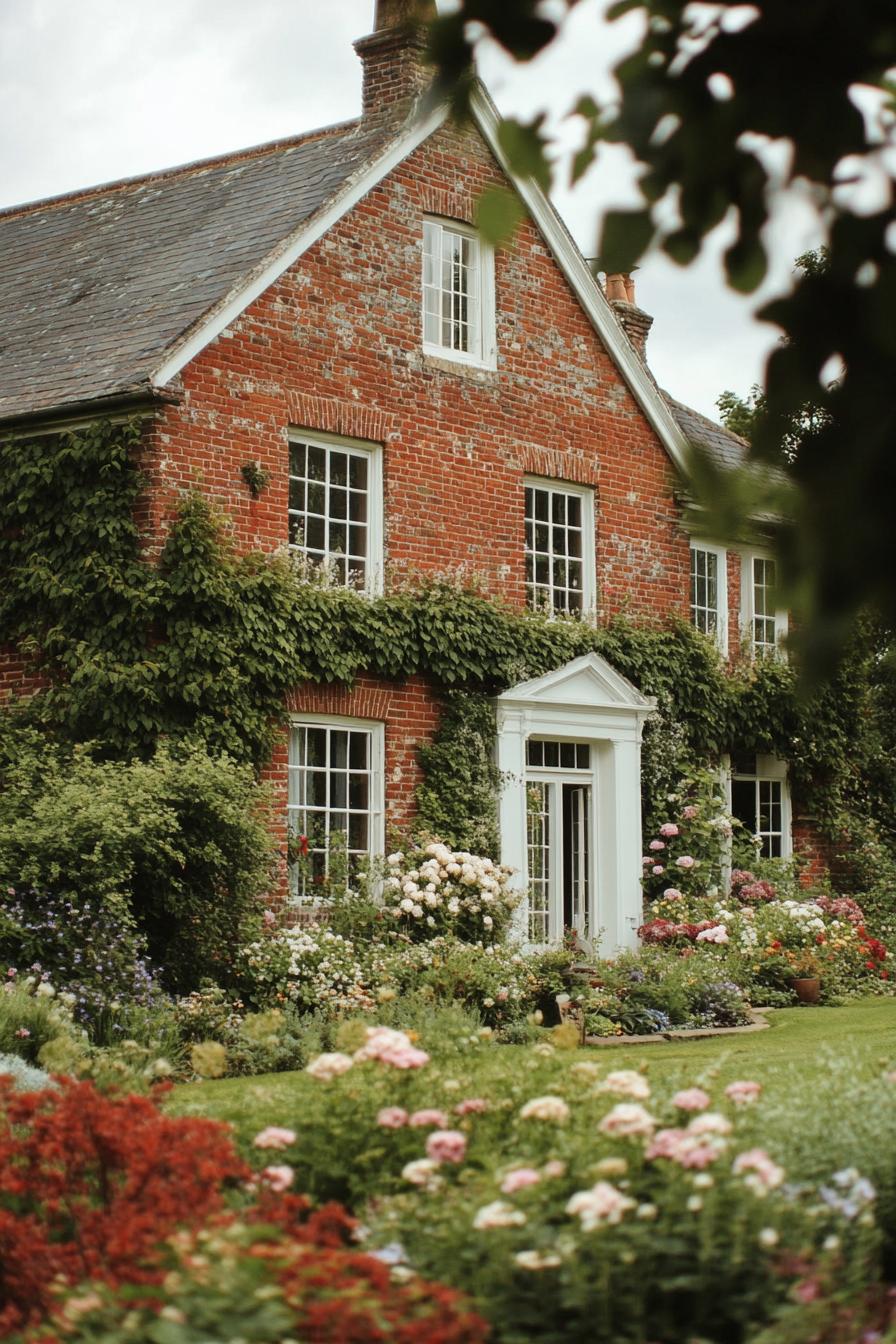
[524,479,595,616]
[741,551,787,654]
[287,717,384,904]
[288,434,382,592]
[728,752,790,859]
[422,218,494,366]
[690,542,728,651]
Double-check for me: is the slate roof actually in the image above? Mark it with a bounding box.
[0,117,392,424]
[0,106,753,478]
[663,393,750,470]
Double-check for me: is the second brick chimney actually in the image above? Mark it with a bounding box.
[354,0,437,118]
[604,272,654,362]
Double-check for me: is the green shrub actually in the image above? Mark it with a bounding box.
[0,740,276,992]
[0,979,83,1065]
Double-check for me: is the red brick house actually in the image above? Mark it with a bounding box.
[0,1,797,952]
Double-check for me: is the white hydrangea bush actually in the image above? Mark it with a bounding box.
[239,924,389,1014]
[379,843,520,943]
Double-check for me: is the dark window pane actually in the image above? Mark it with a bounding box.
[330,453,348,487]
[305,516,326,551]
[289,478,306,512]
[305,729,326,766]
[289,443,306,477]
[330,732,348,769]
[731,778,757,834]
[307,446,326,481]
[349,733,368,768]
[330,488,347,520]
[552,493,566,524]
[349,773,369,809]
[307,482,325,516]
[349,456,368,490]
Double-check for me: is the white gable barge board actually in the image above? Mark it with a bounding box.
[151,85,692,478]
[468,86,692,477]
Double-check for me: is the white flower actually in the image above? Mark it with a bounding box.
[402,1158,442,1188]
[519,1095,570,1123]
[599,1070,650,1100]
[758,1227,779,1248]
[305,1052,353,1081]
[473,1201,527,1230]
[35,982,55,998]
[514,1249,562,1270]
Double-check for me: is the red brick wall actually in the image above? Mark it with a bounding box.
[143,117,691,623]
[262,675,442,895]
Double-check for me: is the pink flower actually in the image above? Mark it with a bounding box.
[501,1167,541,1194]
[733,1148,785,1192]
[641,857,653,866]
[261,1165,294,1193]
[672,1088,711,1112]
[14,1027,30,1039]
[660,823,680,837]
[725,1080,762,1106]
[682,805,699,820]
[426,1129,467,1164]
[663,888,683,900]
[409,1108,449,1128]
[253,1126,297,1150]
[652,865,665,875]
[649,840,666,851]
[354,1026,430,1070]
[646,1128,725,1169]
[262,909,277,927]
[598,1103,656,1138]
[676,855,696,869]
[376,1107,409,1129]
[454,1097,488,1115]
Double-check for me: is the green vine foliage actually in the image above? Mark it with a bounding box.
[0,418,888,857]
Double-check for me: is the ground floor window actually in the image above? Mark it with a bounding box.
[287,717,383,904]
[728,752,790,859]
[525,739,592,943]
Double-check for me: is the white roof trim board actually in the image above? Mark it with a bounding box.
[149,84,692,476]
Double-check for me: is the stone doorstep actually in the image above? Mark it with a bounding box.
[583,1009,771,1048]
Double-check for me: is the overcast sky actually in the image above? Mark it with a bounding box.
[0,0,823,418]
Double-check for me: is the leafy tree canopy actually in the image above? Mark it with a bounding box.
[423,1,896,671]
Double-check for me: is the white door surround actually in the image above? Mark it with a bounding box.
[495,653,655,955]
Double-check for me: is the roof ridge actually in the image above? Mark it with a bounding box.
[0,116,363,222]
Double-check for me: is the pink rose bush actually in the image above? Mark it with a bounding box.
[252,1032,883,1344]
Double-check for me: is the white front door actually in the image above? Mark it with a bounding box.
[525,738,593,943]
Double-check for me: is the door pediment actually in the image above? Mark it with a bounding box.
[497,652,655,718]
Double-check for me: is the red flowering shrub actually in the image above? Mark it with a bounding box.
[0,1081,489,1342]
[730,870,777,904]
[0,1077,248,1333]
[638,918,714,946]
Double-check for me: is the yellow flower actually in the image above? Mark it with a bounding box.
[190,1041,228,1079]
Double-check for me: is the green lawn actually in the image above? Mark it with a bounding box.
[168,997,896,1149]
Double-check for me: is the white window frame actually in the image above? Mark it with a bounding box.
[689,541,728,654]
[287,430,383,595]
[524,477,596,618]
[422,217,496,369]
[287,714,385,906]
[740,549,788,655]
[726,752,792,860]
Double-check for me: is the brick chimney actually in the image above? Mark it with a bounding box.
[355,0,437,118]
[604,272,654,362]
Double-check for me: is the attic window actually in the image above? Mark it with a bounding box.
[422,218,495,367]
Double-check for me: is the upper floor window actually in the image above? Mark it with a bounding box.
[524,479,595,616]
[690,542,728,652]
[422,219,495,367]
[288,433,382,592]
[741,551,787,654]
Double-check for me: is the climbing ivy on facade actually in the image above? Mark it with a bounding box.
[0,418,886,849]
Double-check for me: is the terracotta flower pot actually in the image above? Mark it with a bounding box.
[790,976,821,1004]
